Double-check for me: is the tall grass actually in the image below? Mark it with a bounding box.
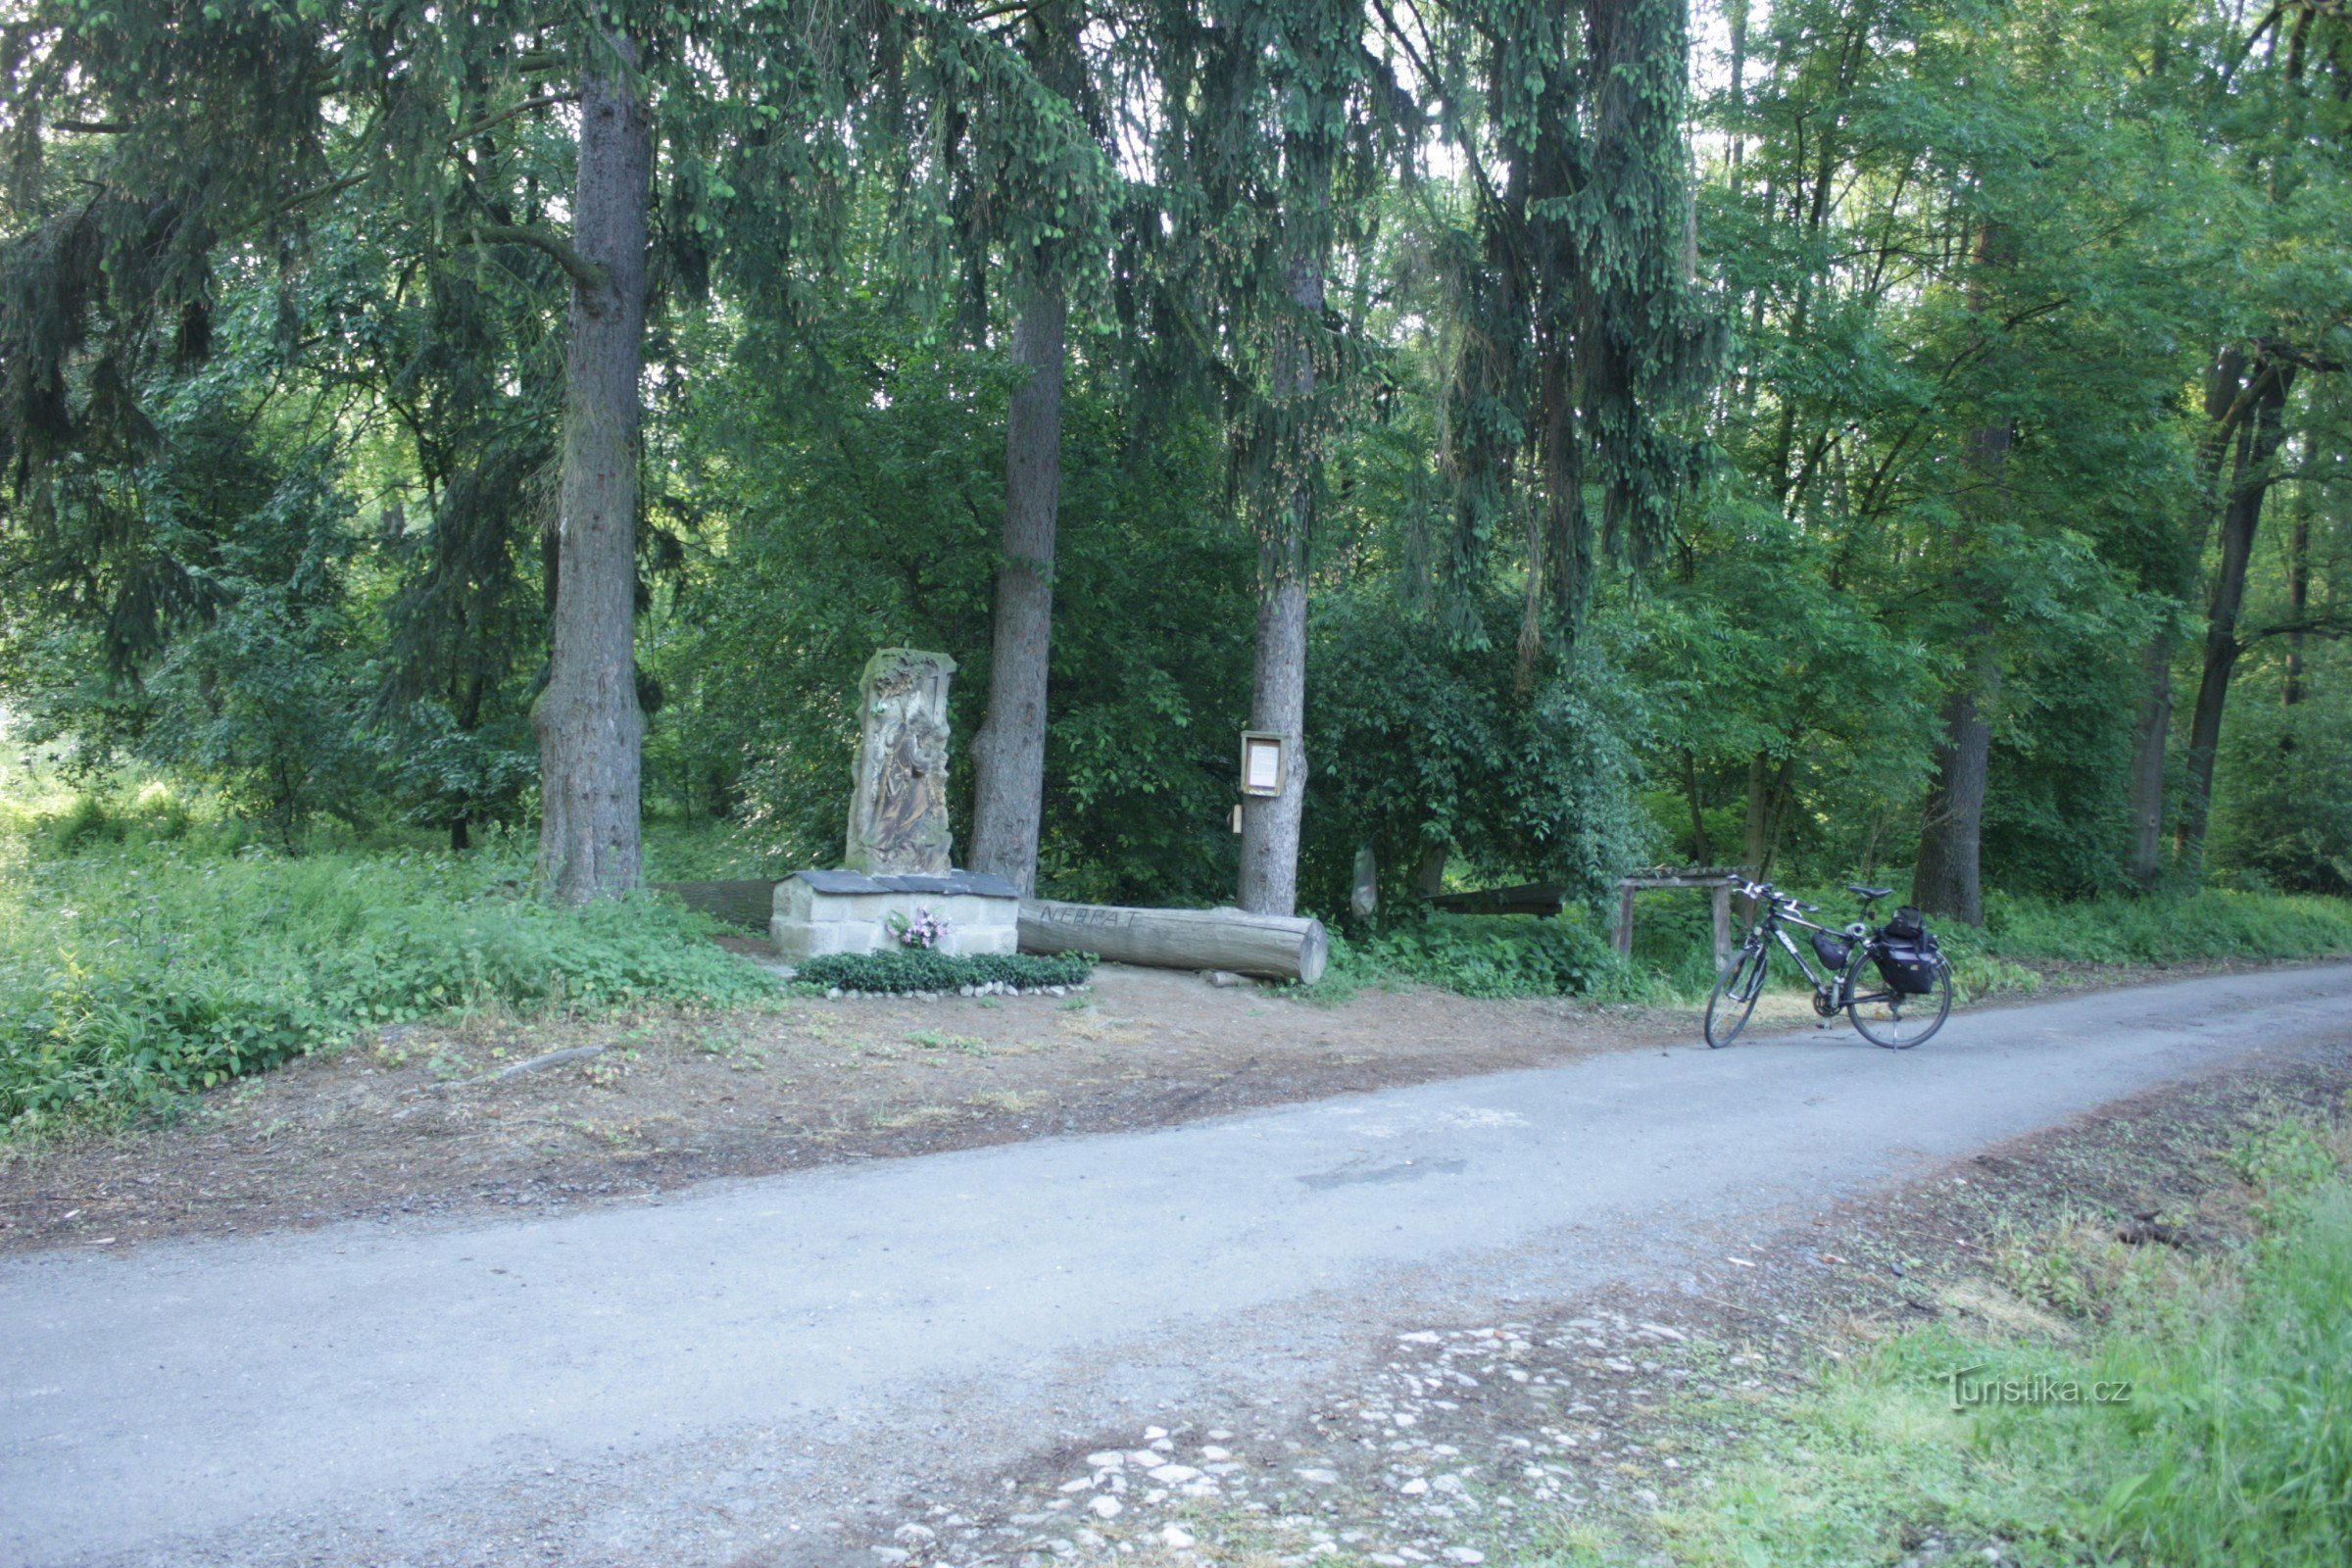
[0,792,775,1132]
[1568,1116,2352,1568]
[2092,1183,2352,1564]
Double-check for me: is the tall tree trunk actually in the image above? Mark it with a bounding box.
[2178,360,2293,874]
[1912,223,2012,924]
[1684,751,1712,864]
[2283,504,2310,716]
[1741,754,1770,876]
[1740,753,1795,878]
[969,279,1066,894]
[2126,347,2250,886]
[2125,635,2173,886]
[1412,839,1448,898]
[1239,543,1311,915]
[1237,250,1322,917]
[1914,647,1996,923]
[534,38,651,905]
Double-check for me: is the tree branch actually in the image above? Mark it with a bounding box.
[458,224,608,293]
[2239,611,2352,652]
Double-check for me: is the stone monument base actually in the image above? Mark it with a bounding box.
[771,868,1020,962]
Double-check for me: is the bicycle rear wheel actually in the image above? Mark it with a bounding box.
[1845,953,1952,1049]
[1704,945,1768,1048]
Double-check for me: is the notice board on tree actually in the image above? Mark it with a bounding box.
[1240,731,1288,797]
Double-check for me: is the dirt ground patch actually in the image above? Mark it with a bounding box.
[826,1039,2352,1568]
[0,955,2325,1259]
[0,964,1692,1255]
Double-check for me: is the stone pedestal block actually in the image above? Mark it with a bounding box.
[771,868,1019,962]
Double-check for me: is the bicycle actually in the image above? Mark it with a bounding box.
[1703,880,1954,1051]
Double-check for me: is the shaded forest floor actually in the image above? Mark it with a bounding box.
[1,953,2342,1258]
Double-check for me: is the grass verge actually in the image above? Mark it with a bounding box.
[1,803,775,1134]
[1554,1110,2352,1568]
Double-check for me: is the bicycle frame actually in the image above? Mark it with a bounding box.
[1739,893,1887,1006]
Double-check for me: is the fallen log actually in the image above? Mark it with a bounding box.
[1018,900,1329,985]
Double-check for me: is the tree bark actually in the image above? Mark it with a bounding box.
[1683,752,1712,864]
[2283,504,2310,714]
[1912,223,2011,924]
[969,279,1066,895]
[2126,347,2249,886]
[533,37,651,905]
[1019,899,1329,984]
[1237,230,1324,915]
[1412,839,1448,898]
[1913,649,1995,923]
[2125,633,2173,886]
[1740,752,1793,877]
[1239,564,1310,914]
[2177,360,2293,874]
[1741,753,1769,876]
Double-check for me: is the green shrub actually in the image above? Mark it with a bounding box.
[795,950,1097,994]
[0,830,776,1132]
[1329,911,1653,1001]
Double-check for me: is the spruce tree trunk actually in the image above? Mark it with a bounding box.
[1239,557,1310,915]
[2178,362,2293,874]
[969,281,1066,894]
[534,40,651,905]
[1236,231,1324,915]
[1914,648,1995,924]
[2125,634,2173,886]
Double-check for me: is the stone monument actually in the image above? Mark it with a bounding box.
[844,648,956,874]
[771,648,1019,963]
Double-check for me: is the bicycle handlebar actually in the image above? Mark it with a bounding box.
[1735,879,1816,914]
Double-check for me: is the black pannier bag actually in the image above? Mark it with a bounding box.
[1812,931,1851,971]
[1873,906,1941,994]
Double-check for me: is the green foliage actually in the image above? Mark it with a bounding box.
[1980,890,2352,967]
[1305,590,1651,913]
[0,804,774,1133]
[1326,912,1650,1002]
[658,291,1254,904]
[794,950,1095,995]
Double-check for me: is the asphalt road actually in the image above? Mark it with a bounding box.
[6,963,2349,1567]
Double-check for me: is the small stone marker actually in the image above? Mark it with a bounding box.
[846,648,956,875]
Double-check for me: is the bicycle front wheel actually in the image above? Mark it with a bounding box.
[1845,953,1952,1050]
[1704,945,1768,1048]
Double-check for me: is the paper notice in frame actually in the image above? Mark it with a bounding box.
[1241,731,1286,797]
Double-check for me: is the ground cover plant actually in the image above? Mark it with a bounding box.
[0,790,775,1133]
[794,950,1096,995]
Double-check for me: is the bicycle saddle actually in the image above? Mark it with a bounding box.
[1846,884,1895,901]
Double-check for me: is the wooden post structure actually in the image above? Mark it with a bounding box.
[1607,867,1745,969]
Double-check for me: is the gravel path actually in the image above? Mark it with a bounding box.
[6,963,2348,1567]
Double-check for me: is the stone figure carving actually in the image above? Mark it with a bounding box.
[845,649,957,875]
